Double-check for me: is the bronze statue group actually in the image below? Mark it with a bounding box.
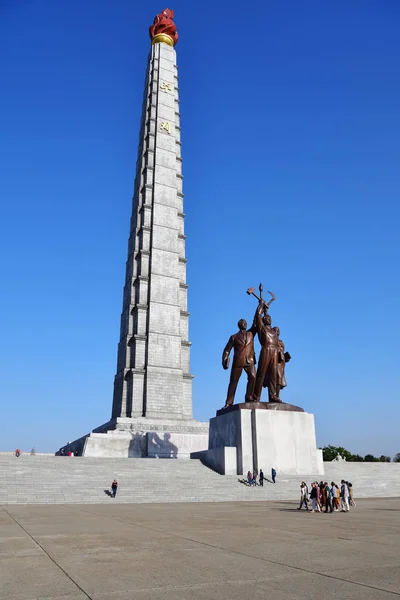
[222,286,290,408]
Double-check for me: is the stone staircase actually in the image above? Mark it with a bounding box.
[0,455,399,504]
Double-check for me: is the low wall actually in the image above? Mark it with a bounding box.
[191,447,238,475]
[315,462,400,498]
[0,452,54,457]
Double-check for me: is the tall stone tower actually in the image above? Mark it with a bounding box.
[59,9,208,458]
[112,10,191,423]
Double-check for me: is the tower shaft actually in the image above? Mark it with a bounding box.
[112,41,192,421]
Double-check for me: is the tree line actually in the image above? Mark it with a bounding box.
[322,446,400,463]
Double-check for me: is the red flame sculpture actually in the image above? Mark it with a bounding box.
[149,8,178,46]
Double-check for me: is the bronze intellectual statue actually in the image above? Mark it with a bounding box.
[222,319,256,408]
[252,298,280,403]
[271,326,291,400]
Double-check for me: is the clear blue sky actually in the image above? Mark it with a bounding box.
[1,1,399,457]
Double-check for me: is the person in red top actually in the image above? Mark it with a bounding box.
[15,449,21,457]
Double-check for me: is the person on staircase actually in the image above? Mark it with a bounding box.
[111,479,118,498]
[271,467,277,484]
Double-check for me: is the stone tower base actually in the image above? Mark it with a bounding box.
[58,418,209,459]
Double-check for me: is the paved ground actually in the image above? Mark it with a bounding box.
[1,498,399,600]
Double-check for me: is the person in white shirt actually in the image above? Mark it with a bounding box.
[340,479,349,511]
[331,482,339,511]
[298,482,309,510]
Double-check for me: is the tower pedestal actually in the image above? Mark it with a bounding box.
[59,417,208,459]
[192,403,324,476]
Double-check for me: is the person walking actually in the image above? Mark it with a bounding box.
[298,482,309,510]
[315,482,321,510]
[111,479,118,498]
[15,449,21,457]
[320,482,326,511]
[340,480,349,511]
[331,482,339,511]
[324,482,333,513]
[259,469,265,487]
[310,483,320,512]
[271,468,277,484]
[348,482,356,507]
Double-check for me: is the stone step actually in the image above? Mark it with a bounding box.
[0,456,399,504]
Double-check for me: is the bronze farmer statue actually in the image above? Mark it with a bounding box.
[222,319,256,408]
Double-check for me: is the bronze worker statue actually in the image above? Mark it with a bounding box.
[252,301,280,402]
[222,319,257,408]
[251,285,292,402]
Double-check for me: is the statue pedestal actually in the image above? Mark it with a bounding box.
[192,403,324,476]
[215,401,304,416]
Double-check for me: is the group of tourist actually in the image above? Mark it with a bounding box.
[14,448,37,457]
[59,448,77,456]
[299,480,356,512]
[245,467,277,486]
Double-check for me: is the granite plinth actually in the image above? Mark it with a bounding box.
[216,401,304,416]
[193,403,323,476]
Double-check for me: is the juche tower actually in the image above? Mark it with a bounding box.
[60,9,208,458]
[112,9,192,422]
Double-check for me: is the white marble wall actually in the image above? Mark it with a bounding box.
[254,410,324,476]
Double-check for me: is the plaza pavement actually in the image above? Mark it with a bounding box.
[1,498,399,600]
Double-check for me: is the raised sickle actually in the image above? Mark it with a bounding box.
[265,290,276,309]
